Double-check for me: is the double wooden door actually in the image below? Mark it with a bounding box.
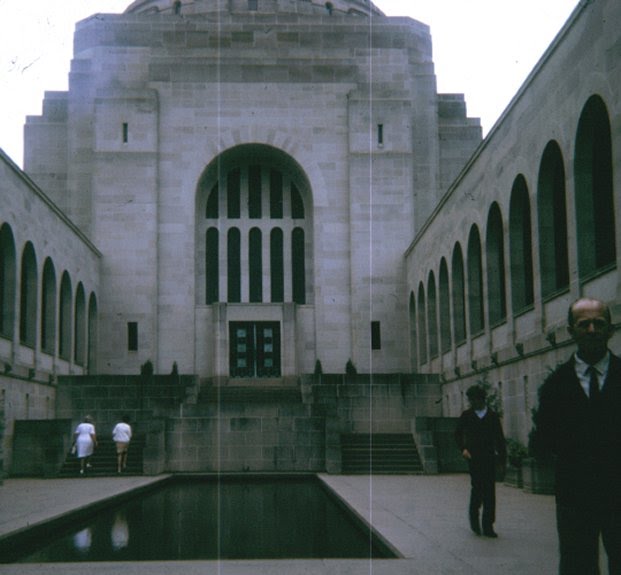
[229,321,281,378]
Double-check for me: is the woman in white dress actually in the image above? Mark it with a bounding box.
[73,415,97,475]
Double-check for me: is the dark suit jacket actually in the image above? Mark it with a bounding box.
[455,408,506,464]
[533,352,621,509]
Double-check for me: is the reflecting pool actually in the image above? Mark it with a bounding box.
[12,476,394,562]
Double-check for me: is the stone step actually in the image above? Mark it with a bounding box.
[341,433,424,474]
[58,437,145,477]
[343,434,419,445]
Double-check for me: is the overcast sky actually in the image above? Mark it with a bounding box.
[0,0,578,167]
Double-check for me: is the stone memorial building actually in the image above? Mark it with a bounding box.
[0,0,619,475]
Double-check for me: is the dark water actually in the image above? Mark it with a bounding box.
[13,477,393,562]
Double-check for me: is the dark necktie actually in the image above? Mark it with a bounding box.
[588,366,600,401]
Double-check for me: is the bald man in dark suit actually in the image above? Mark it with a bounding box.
[533,298,621,575]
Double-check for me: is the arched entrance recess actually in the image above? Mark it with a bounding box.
[196,144,314,379]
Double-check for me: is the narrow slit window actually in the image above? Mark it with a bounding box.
[122,122,129,143]
[377,124,384,146]
[227,169,241,219]
[270,228,284,302]
[249,228,262,302]
[206,228,219,304]
[248,165,262,219]
[270,169,283,219]
[371,321,381,350]
[128,322,138,352]
[292,228,305,304]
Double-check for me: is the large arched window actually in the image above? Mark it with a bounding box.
[486,203,507,325]
[467,225,484,334]
[417,283,427,365]
[198,144,312,305]
[74,283,86,365]
[574,95,616,277]
[538,141,569,297]
[427,272,438,359]
[41,258,57,355]
[439,259,451,354]
[19,242,37,347]
[0,224,16,338]
[509,175,534,314]
[88,293,98,373]
[451,243,466,345]
[409,292,417,369]
[59,271,72,360]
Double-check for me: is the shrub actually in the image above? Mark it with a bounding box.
[345,359,357,376]
[140,360,154,376]
[506,438,528,467]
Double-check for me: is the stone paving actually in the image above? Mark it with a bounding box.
[0,473,573,574]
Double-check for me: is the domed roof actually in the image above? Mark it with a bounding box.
[124,0,385,18]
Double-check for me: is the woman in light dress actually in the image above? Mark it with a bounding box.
[73,415,97,475]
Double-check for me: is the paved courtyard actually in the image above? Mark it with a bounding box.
[0,473,572,574]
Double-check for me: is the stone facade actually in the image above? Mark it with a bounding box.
[40,373,440,475]
[23,0,480,380]
[0,150,100,471]
[405,0,621,445]
[1,0,619,473]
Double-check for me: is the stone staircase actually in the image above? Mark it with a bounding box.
[58,436,145,477]
[340,433,424,474]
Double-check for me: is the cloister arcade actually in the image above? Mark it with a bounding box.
[409,94,616,372]
[0,220,98,375]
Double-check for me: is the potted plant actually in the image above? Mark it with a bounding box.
[504,438,528,488]
[522,407,555,495]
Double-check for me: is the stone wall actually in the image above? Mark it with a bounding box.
[161,374,444,473]
[164,401,325,472]
[0,375,57,473]
[55,374,197,431]
[10,419,72,477]
[11,373,446,476]
[303,373,442,473]
[0,150,101,380]
[54,374,197,476]
[0,150,101,472]
[413,416,468,473]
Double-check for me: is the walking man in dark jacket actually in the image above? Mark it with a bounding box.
[532,297,621,574]
[455,384,506,538]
